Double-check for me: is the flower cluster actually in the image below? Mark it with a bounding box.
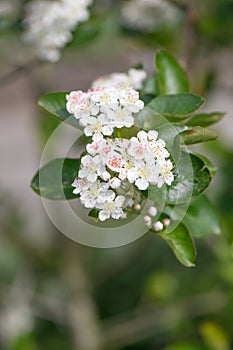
[69,71,174,222]
[121,0,180,33]
[72,130,174,221]
[66,72,145,136]
[22,0,92,62]
[91,69,147,90]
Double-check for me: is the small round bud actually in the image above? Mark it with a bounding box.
[110,177,121,189]
[101,171,111,181]
[144,215,152,227]
[163,218,171,227]
[153,221,164,232]
[134,203,141,211]
[148,206,157,217]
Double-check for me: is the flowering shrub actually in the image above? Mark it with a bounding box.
[22,0,93,62]
[31,50,223,267]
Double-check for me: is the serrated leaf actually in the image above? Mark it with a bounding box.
[180,126,217,145]
[156,50,189,95]
[38,92,81,129]
[148,93,204,121]
[31,158,80,200]
[156,223,196,267]
[187,112,225,127]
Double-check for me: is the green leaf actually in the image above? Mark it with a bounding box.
[166,152,213,204]
[156,50,190,95]
[88,209,99,222]
[67,19,100,48]
[180,126,217,145]
[184,196,222,237]
[156,223,196,267]
[193,153,217,176]
[31,158,80,200]
[187,112,225,127]
[148,93,204,121]
[164,195,222,237]
[38,92,81,129]
[141,72,159,96]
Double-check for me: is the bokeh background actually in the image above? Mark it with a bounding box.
[0,0,233,349]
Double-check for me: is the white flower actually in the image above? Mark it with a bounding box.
[72,177,90,194]
[120,88,144,113]
[128,137,149,160]
[78,155,104,183]
[158,159,174,188]
[121,0,180,33]
[86,133,105,156]
[127,163,159,190]
[106,155,124,172]
[108,106,134,129]
[128,68,147,90]
[97,195,125,221]
[22,0,93,62]
[80,181,114,208]
[83,115,114,137]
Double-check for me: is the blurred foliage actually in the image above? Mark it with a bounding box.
[1,0,233,349]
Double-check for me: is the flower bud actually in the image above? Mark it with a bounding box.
[153,221,163,232]
[144,215,152,227]
[110,177,121,189]
[148,206,157,217]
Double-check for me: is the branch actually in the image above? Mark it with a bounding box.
[0,59,41,86]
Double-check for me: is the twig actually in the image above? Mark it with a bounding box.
[0,58,41,86]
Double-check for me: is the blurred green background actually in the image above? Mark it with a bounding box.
[0,0,233,349]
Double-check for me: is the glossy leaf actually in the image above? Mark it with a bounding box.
[187,112,225,127]
[165,195,222,237]
[184,196,222,237]
[148,93,204,121]
[141,72,159,96]
[38,92,81,129]
[180,126,217,145]
[156,50,190,95]
[166,152,213,204]
[31,158,80,200]
[157,223,196,267]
